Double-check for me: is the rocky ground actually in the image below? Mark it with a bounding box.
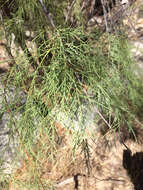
[0,0,143,189]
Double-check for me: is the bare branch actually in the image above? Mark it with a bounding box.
[89,0,96,16]
[38,0,56,29]
[100,0,110,32]
[66,0,76,23]
[82,87,112,129]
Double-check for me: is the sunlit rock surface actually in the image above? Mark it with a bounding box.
[0,77,26,174]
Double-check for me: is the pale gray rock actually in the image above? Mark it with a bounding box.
[50,100,100,135]
[131,40,143,79]
[0,75,42,175]
[0,113,21,174]
[0,76,26,174]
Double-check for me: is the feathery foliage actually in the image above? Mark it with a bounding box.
[0,0,143,189]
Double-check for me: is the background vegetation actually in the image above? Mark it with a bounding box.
[0,0,143,189]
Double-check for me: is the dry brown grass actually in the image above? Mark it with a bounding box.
[7,118,143,190]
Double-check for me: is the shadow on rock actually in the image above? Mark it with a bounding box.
[123,147,143,190]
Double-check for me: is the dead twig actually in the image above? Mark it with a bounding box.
[89,0,96,16]
[82,87,112,129]
[95,107,112,129]
[100,0,110,32]
[39,0,56,29]
[55,177,74,188]
[66,0,76,23]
